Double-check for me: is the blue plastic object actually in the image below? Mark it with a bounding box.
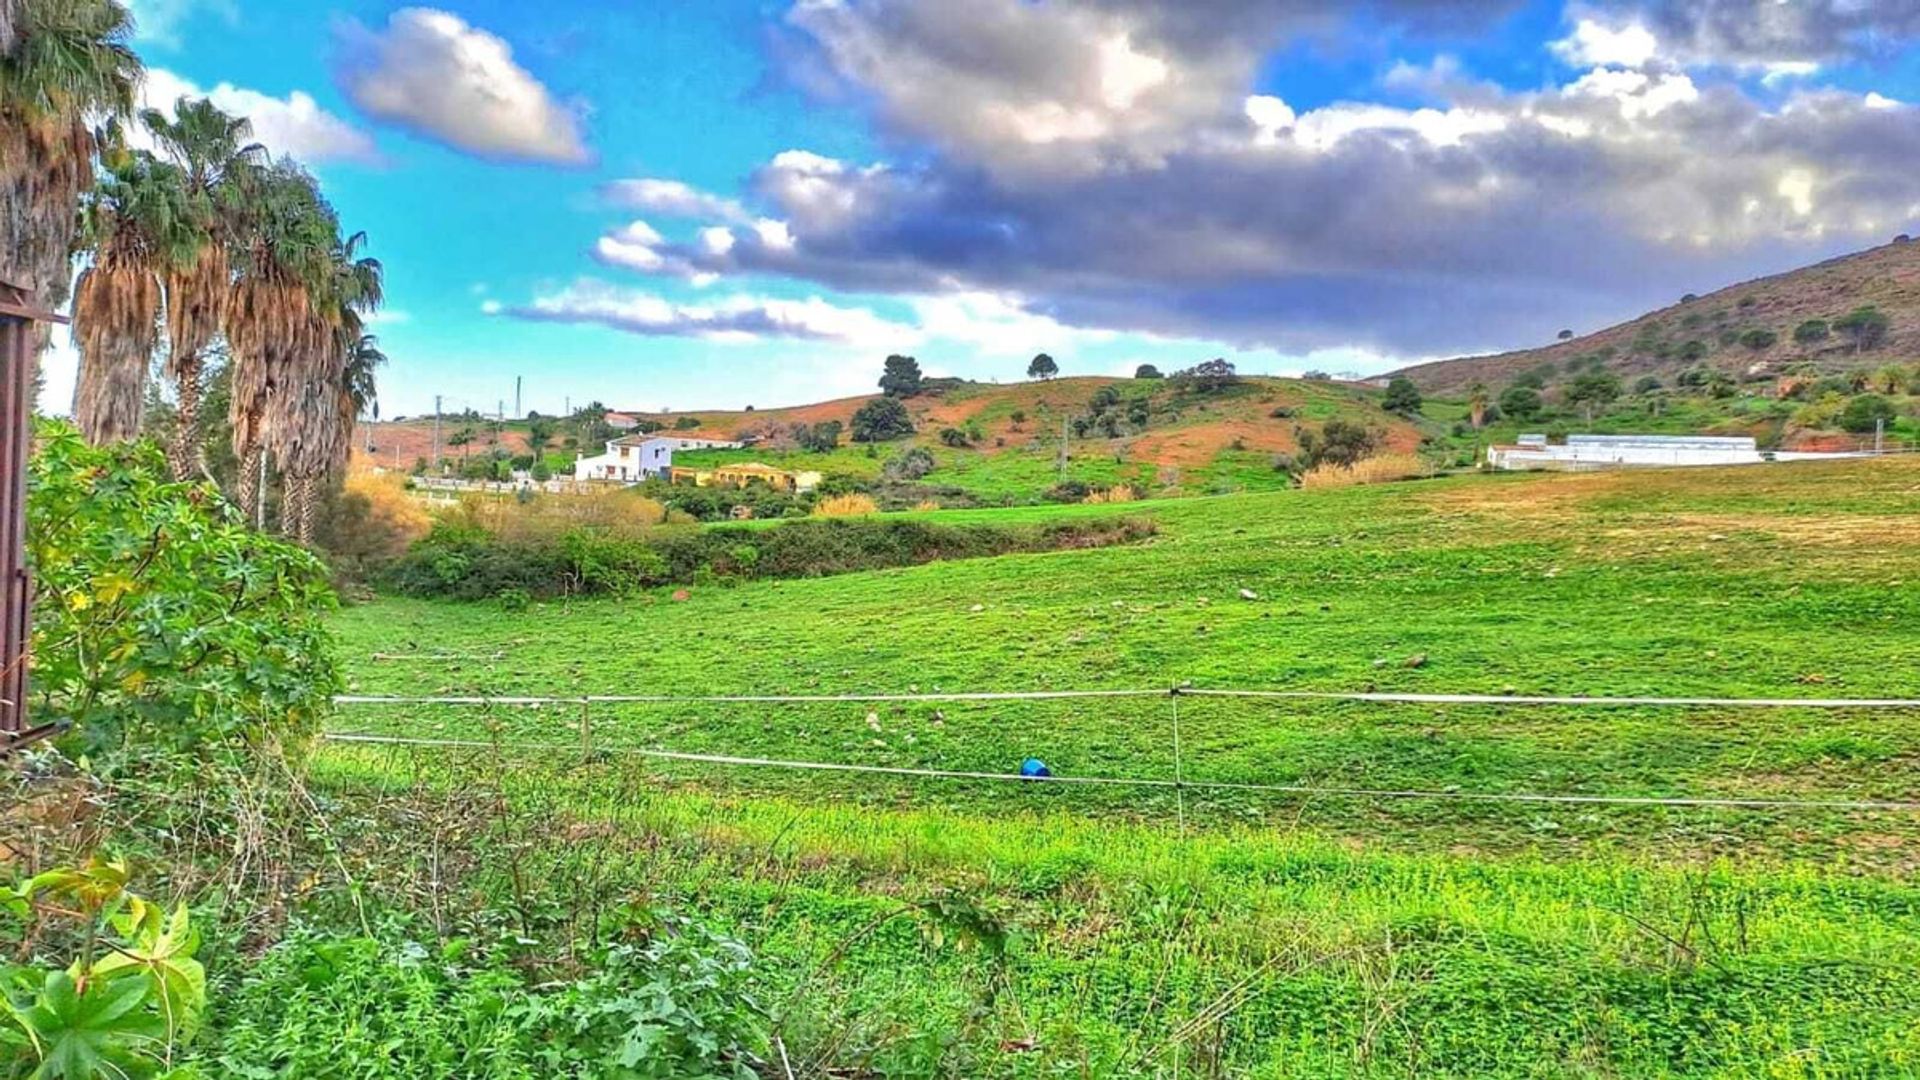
[1020,757,1051,779]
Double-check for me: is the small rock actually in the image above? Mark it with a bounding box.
[970,603,985,613]
[1239,588,1259,601]
[1372,658,1388,669]
[866,711,882,731]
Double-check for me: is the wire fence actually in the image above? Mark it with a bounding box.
[325,684,1920,816]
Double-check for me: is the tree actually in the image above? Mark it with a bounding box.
[143,96,265,479]
[1466,383,1489,429]
[526,417,556,458]
[1834,305,1890,354]
[1557,329,1573,341]
[1566,370,1622,421]
[1134,363,1162,379]
[71,152,190,444]
[795,420,841,452]
[0,0,142,374]
[879,354,923,397]
[1381,376,1422,415]
[448,427,473,463]
[1296,419,1378,469]
[1028,353,1059,380]
[850,396,914,442]
[1173,358,1239,392]
[1676,339,1708,362]
[225,161,337,522]
[1871,364,1908,395]
[1499,385,1543,421]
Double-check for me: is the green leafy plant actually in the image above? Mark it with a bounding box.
[27,422,341,761]
[2,859,206,1080]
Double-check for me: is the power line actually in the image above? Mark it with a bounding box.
[319,732,1920,814]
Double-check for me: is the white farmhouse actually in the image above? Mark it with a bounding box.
[573,434,743,483]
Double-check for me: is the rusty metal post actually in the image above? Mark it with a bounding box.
[1,281,66,751]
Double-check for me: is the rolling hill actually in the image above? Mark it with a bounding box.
[358,374,1428,500]
[1394,237,1920,396]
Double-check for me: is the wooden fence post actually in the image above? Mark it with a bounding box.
[0,281,67,752]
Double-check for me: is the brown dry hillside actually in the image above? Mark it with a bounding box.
[1394,238,1920,396]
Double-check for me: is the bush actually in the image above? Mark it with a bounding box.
[851,397,914,442]
[1794,319,1830,344]
[1739,328,1779,350]
[1296,419,1380,469]
[672,416,702,430]
[938,426,972,448]
[1381,377,1422,415]
[27,423,340,760]
[881,446,936,482]
[1840,394,1898,433]
[1134,364,1162,379]
[1499,386,1544,421]
[815,493,880,517]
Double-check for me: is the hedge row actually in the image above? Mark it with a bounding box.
[385,515,1156,601]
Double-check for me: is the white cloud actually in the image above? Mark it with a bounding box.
[1552,17,1661,68]
[333,7,589,165]
[510,280,914,346]
[601,178,751,223]
[140,68,377,165]
[909,290,1117,356]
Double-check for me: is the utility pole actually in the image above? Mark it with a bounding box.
[515,376,522,419]
[1875,417,1885,455]
[432,394,443,471]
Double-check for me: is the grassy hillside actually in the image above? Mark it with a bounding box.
[323,457,1920,1075]
[359,374,1427,502]
[1396,238,1920,398]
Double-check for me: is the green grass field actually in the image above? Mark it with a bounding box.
[323,457,1920,1076]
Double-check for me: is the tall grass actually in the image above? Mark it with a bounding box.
[1299,451,1432,488]
[814,493,880,517]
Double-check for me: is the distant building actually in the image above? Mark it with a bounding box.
[1487,433,1867,471]
[573,435,742,483]
[667,462,822,494]
[603,411,644,430]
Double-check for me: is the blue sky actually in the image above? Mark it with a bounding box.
[42,0,1920,416]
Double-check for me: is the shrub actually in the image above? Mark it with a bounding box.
[815,493,880,517]
[1676,339,1708,361]
[27,423,339,760]
[851,397,914,442]
[1632,375,1663,394]
[938,426,972,448]
[1499,385,1543,420]
[1739,328,1779,350]
[795,420,843,452]
[1296,420,1379,469]
[1840,394,1898,433]
[1794,319,1830,344]
[881,446,936,482]
[317,470,433,586]
[673,416,702,430]
[1134,364,1162,379]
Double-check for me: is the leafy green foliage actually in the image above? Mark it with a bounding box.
[849,397,914,442]
[1133,364,1161,379]
[2,861,205,1080]
[1498,385,1543,420]
[386,515,1154,600]
[26,422,339,759]
[1835,305,1891,351]
[1794,318,1830,344]
[1840,393,1897,433]
[793,420,842,453]
[1738,328,1778,350]
[1295,419,1379,468]
[1026,353,1058,380]
[1171,358,1239,392]
[1381,376,1422,415]
[200,915,764,1079]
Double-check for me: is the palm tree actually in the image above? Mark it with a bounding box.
[1466,382,1489,430]
[142,96,264,479]
[0,0,141,368]
[271,230,382,545]
[70,152,192,443]
[224,160,335,523]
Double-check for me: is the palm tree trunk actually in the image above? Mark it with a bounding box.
[234,444,262,526]
[169,354,206,481]
[285,473,318,546]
